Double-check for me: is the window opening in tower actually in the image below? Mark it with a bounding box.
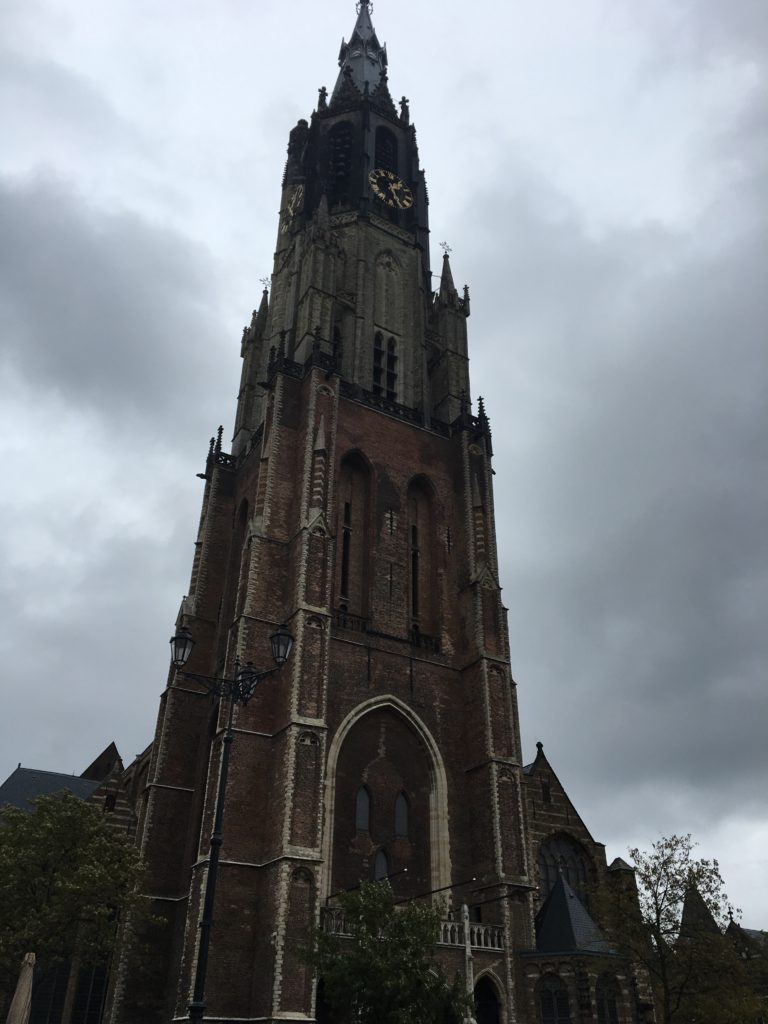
[375,127,398,174]
[328,122,353,204]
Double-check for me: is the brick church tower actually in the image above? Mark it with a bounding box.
[110,5,650,1024]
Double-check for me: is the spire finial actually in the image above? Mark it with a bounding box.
[536,740,544,754]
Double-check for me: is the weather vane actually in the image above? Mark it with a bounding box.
[260,277,270,290]
[439,241,452,257]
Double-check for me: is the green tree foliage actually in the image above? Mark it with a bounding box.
[311,881,471,1024]
[611,834,762,1024]
[0,791,143,996]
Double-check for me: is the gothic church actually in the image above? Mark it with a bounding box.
[108,5,652,1023]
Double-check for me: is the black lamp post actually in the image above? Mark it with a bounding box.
[169,622,294,1024]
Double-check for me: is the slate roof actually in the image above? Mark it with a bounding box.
[535,874,614,955]
[0,767,101,812]
[608,856,634,872]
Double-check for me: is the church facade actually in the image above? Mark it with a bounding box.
[108,5,652,1023]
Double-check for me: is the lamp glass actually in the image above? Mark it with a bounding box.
[170,626,195,669]
[270,624,294,665]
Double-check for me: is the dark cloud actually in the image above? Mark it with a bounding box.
[458,104,768,837]
[0,175,231,439]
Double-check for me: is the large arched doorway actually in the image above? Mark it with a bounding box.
[475,976,501,1024]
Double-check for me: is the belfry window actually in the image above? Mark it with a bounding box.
[355,786,370,831]
[328,122,353,203]
[375,127,398,174]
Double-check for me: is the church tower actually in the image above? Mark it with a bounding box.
[111,4,539,1022]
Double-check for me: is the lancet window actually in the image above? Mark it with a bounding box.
[395,792,409,837]
[355,786,370,831]
[328,121,353,203]
[373,333,397,401]
[375,127,398,173]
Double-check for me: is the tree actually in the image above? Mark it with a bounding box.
[311,881,471,1024]
[0,791,144,1000]
[610,834,762,1024]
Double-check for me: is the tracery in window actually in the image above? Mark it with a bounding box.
[538,975,571,1024]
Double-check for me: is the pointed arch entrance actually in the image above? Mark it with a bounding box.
[475,976,501,1024]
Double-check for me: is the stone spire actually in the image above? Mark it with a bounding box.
[332,1,388,101]
[439,251,457,300]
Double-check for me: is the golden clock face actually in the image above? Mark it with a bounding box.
[368,168,414,210]
[281,184,304,233]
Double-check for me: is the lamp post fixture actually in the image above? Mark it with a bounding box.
[169,622,294,1024]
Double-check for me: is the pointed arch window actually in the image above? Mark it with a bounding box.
[539,976,571,1024]
[372,334,397,401]
[355,786,370,832]
[395,792,409,838]
[374,849,389,881]
[375,127,398,174]
[328,122,353,203]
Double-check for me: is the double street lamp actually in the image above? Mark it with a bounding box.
[169,622,294,1024]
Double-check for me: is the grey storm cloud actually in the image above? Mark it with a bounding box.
[0,0,765,919]
[462,140,768,822]
[0,176,227,435]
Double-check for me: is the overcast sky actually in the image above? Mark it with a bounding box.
[1,0,766,924]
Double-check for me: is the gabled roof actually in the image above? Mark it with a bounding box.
[608,856,634,873]
[522,741,598,843]
[0,767,101,812]
[535,874,614,955]
[679,886,722,940]
[81,741,122,781]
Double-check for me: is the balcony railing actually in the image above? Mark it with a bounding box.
[321,908,504,951]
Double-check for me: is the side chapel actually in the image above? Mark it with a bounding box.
[108,5,654,1023]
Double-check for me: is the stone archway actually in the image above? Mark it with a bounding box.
[475,976,501,1024]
